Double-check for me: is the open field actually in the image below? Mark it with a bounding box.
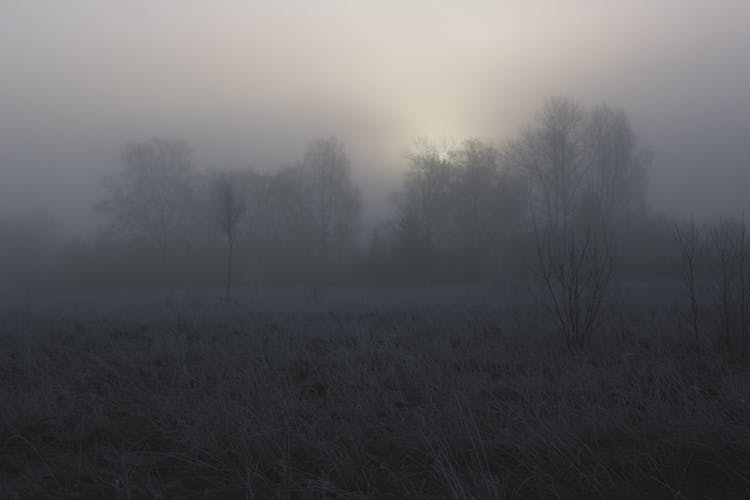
[1,285,749,498]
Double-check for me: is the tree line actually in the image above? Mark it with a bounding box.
[84,135,362,297]
[5,96,750,356]
[0,97,683,297]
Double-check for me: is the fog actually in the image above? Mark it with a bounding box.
[6,4,750,497]
[2,1,749,235]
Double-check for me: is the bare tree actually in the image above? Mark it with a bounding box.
[713,220,734,351]
[452,139,500,274]
[402,137,457,260]
[674,215,702,352]
[708,216,750,360]
[98,139,195,280]
[585,104,651,225]
[302,137,361,292]
[506,98,586,237]
[509,98,616,348]
[531,212,615,349]
[209,169,251,302]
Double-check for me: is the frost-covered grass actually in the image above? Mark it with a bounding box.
[1,286,749,498]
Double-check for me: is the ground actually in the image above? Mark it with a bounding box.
[1,285,749,498]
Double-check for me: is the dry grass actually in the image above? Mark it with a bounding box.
[1,287,749,498]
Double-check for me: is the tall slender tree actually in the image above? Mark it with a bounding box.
[209,169,251,302]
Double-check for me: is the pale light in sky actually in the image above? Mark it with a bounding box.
[1,0,749,231]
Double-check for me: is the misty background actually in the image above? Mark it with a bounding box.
[2,0,750,292]
[5,4,750,497]
[3,1,750,232]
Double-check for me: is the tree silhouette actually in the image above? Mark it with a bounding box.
[209,169,252,302]
[98,139,195,280]
[302,136,361,293]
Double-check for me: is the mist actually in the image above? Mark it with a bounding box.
[3,1,750,234]
[2,2,750,498]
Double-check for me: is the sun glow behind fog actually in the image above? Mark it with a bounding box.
[14,3,558,138]
[2,0,750,228]
[0,1,678,162]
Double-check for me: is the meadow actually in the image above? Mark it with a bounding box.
[1,285,749,499]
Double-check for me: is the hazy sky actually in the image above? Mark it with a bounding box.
[2,1,749,233]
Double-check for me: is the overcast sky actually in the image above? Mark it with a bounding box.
[2,0,749,234]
